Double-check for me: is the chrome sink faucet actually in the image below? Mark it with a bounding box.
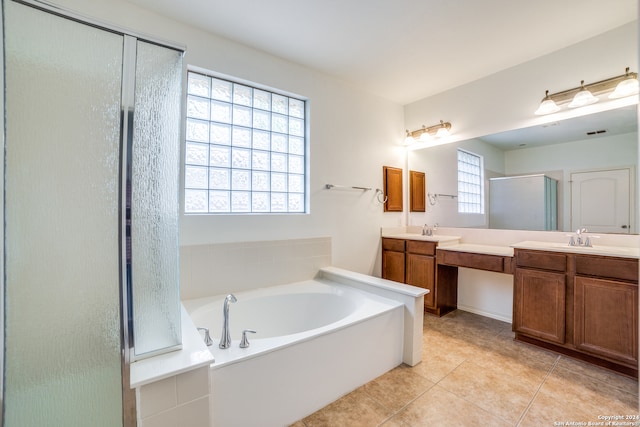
[219,294,237,349]
[569,228,592,247]
[422,223,439,236]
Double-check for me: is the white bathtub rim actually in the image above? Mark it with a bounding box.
[182,278,403,370]
[209,303,402,370]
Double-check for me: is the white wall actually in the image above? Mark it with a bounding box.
[404,22,638,145]
[52,0,407,276]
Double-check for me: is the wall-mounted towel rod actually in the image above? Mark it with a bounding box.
[325,184,372,191]
[325,184,387,203]
[427,192,457,206]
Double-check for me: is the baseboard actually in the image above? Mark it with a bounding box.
[456,304,512,324]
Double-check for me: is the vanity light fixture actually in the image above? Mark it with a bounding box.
[404,120,452,144]
[534,67,638,115]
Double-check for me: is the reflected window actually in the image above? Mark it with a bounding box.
[457,149,484,214]
[184,70,307,214]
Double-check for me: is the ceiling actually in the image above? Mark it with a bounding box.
[126,0,637,105]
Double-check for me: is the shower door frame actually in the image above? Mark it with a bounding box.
[1,1,186,425]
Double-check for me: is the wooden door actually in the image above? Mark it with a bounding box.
[571,168,631,233]
[513,268,566,344]
[410,170,426,212]
[383,166,403,212]
[574,276,638,365]
[382,250,405,283]
[406,253,435,308]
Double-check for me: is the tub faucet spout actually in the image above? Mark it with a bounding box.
[219,294,237,349]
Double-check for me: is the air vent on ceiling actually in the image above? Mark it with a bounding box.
[586,129,607,136]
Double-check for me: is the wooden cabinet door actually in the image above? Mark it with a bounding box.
[513,268,566,344]
[410,170,425,212]
[406,253,435,308]
[382,250,405,283]
[574,276,638,366]
[383,166,403,212]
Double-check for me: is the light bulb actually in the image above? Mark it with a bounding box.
[569,81,598,108]
[435,127,449,137]
[609,77,639,99]
[419,131,432,142]
[535,99,560,115]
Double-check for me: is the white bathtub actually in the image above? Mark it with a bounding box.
[182,268,424,427]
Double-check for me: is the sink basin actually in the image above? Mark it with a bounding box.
[547,242,633,254]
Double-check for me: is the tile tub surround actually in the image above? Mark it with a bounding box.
[292,310,639,426]
[180,236,332,299]
[132,306,214,427]
[136,366,210,427]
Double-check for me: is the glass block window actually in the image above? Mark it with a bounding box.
[457,149,484,214]
[184,71,307,213]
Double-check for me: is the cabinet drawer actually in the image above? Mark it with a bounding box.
[382,238,405,252]
[438,250,506,273]
[406,240,436,256]
[575,255,639,283]
[515,249,566,272]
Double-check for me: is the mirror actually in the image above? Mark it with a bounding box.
[408,105,638,234]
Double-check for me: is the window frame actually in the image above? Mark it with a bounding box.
[457,148,484,214]
[183,68,309,215]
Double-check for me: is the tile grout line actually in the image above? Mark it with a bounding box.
[514,354,561,426]
[433,357,526,426]
[377,355,474,427]
[375,383,433,427]
[370,355,463,427]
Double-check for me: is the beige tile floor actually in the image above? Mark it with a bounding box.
[291,310,639,427]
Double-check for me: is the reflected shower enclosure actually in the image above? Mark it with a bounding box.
[3,1,184,425]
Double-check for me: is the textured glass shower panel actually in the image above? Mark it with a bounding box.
[131,40,183,357]
[4,2,123,425]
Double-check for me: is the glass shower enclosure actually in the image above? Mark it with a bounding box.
[2,1,184,425]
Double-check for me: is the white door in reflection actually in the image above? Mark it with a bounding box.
[571,168,632,234]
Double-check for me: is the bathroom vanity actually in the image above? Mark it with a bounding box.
[512,242,638,377]
[381,235,460,316]
[382,234,513,316]
[381,229,639,377]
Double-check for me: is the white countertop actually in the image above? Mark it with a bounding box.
[511,240,640,259]
[380,227,639,259]
[381,232,461,245]
[130,305,215,388]
[437,243,514,257]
